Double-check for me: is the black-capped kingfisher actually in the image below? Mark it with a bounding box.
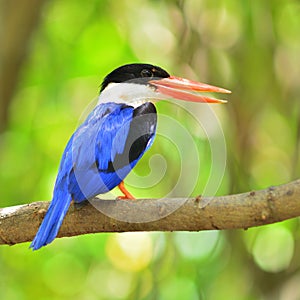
[30,63,230,250]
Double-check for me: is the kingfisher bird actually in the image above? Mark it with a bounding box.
[30,63,230,250]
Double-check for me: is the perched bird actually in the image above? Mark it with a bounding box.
[30,63,230,250]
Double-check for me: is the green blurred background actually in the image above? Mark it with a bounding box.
[1,0,300,299]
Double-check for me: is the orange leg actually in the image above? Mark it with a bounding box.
[117,181,135,200]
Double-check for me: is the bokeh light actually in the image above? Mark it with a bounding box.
[1,0,300,299]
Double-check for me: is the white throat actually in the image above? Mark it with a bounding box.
[97,82,160,108]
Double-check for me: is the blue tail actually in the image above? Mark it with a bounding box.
[30,180,72,250]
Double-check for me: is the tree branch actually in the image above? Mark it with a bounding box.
[1,179,300,246]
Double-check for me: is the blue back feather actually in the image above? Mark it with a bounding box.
[30,102,156,250]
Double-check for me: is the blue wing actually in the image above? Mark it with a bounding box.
[31,101,157,250]
[68,101,157,201]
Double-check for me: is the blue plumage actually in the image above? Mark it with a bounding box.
[30,102,156,250]
[29,62,228,250]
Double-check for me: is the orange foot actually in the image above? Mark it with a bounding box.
[117,181,135,200]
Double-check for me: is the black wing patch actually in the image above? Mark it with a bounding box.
[105,102,157,173]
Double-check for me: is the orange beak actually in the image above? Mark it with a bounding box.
[149,76,231,103]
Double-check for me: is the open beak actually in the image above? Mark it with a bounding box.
[149,76,231,103]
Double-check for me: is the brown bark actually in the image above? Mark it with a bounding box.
[0,179,300,246]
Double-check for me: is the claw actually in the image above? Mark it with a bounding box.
[117,181,135,200]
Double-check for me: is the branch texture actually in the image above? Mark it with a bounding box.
[1,179,300,246]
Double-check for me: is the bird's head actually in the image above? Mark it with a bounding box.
[98,63,230,106]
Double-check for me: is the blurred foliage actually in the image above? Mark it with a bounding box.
[1,0,300,299]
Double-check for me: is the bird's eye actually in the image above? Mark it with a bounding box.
[140,69,153,77]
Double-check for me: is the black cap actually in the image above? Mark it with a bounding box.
[100,63,170,92]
